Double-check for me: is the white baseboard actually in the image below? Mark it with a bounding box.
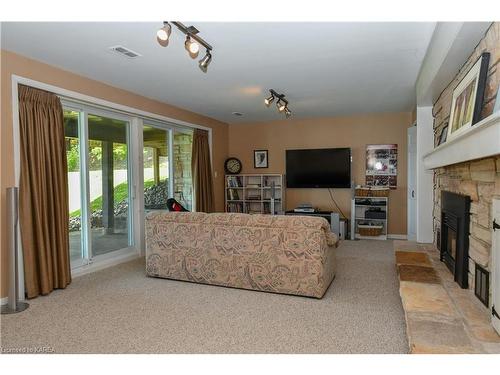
[1,296,7,306]
[388,234,408,240]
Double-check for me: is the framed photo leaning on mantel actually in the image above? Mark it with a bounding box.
[447,52,490,141]
[437,124,448,146]
[254,150,269,168]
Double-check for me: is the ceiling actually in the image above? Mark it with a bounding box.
[1,22,436,124]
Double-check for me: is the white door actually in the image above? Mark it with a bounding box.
[407,125,417,241]
[492,198,500,334]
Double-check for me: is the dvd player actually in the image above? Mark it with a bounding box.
[294,208,316,213]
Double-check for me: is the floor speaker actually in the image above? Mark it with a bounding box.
[330,212,340,238]
[1,187,29,314]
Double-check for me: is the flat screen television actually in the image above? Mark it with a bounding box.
[286,148,351,188]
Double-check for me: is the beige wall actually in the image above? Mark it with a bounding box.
[228,112,412,235]
[0,50,229,298]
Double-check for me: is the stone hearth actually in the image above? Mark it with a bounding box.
[394,240,500,354]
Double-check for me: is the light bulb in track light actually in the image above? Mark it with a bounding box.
[156,22,171,47]
[264,95,274,107]
[285,107,292,118]
[185,36,200,58]
[277,101,287,113]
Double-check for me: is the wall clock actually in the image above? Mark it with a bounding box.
[224,157,242,174]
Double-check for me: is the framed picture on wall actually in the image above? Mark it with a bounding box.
[447,52,490,140]
[365,144,398,189]
[254,150,268,168]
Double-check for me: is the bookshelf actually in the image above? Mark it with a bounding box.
[225,174,285,215]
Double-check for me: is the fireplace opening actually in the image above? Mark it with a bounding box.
[447,225,457,261]
[440,191,471,289]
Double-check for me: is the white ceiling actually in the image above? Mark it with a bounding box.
[1,22,436,124]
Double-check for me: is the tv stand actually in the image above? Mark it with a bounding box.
[284,210,347,239]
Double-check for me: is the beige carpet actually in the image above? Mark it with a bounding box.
[0,240,409,353]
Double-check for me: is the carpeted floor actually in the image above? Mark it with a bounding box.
[0,240,409,353]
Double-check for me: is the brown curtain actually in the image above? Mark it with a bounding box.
[191,129,215,212]
[18,85,71,298]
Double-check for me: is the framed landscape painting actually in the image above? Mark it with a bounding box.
[447,52,489,140]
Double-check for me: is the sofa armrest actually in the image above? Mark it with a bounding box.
[325,230,339,248]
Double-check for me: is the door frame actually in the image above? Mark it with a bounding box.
[62,103,89,269]
[407,123,417,241]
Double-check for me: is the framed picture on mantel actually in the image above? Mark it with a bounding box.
[447,52,490,140]
[437,124,448,146]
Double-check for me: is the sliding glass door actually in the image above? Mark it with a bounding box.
[64,105,134,268]
[143,124,172,211]
[87,113,132,256]
[64,102,197,270]
[142,124,194,212]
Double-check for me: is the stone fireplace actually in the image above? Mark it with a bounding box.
[430,23,500,306]
[433,157,499,303]
[440,191,471,289]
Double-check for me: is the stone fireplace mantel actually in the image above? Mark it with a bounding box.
[423,112,500,170]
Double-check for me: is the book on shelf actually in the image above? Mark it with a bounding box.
[227,202,244,213]
[263,176,280,187]
[227,189,240,201]
[227,176,242,187]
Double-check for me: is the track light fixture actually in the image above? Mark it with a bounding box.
[157,22,172,47]
[199,50,212,73]
[157,21,213,72]
[264,89,292,118]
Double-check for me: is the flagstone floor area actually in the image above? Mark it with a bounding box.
[393,240,500,354]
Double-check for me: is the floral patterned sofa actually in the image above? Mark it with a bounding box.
[145,212,338,298]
